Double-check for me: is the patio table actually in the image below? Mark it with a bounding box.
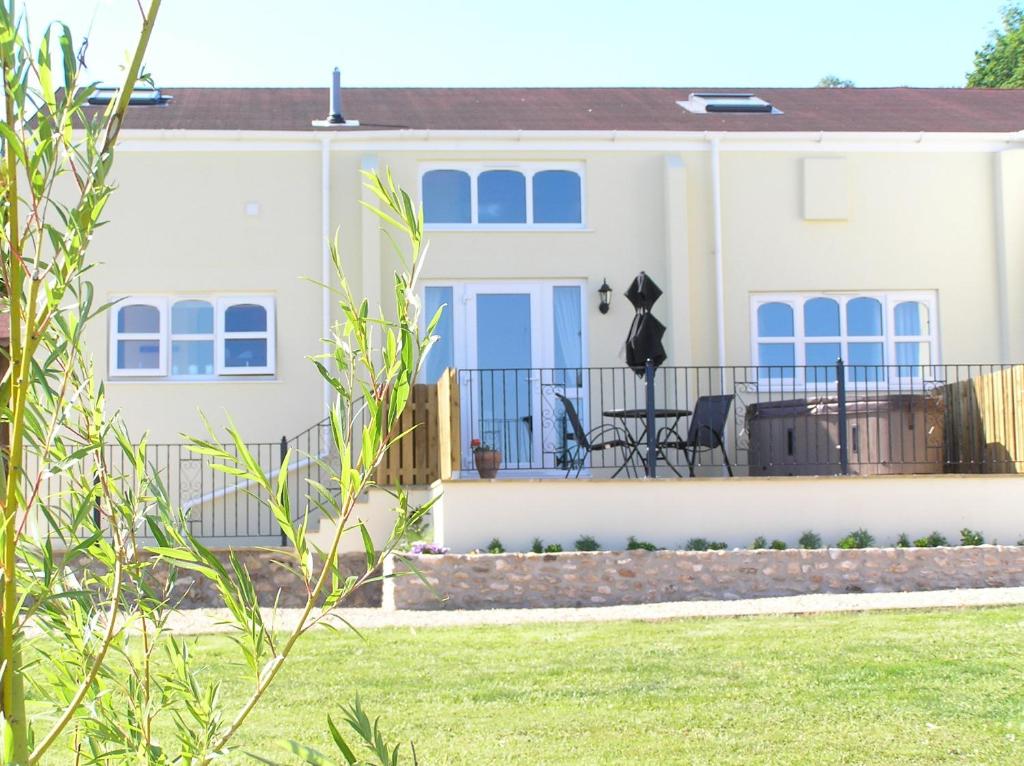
[601,407,692,477]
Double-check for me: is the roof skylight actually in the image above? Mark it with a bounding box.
[87,86,171,106]
[678,93,780,114]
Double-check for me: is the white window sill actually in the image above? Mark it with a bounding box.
[424,225,592,233]
[106,376,281,384]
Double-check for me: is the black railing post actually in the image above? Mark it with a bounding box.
[279,435,289,546]
[836,358,849,475]
[645,359,656,478]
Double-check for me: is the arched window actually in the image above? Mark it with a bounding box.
[533,170,582,224]
[846,297,884,381]
[422,169,471,224]
[111,300,166,376]
[217,298,275,375]
[478,170,526,224]
[171,300,214,377]
[893,301,932,374]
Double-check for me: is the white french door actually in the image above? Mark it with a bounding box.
[422,280,586,474]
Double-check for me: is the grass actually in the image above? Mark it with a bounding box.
[183,606,1024,765]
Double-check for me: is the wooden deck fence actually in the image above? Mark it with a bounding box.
[944,365,1024,473]
[375,368,461,486]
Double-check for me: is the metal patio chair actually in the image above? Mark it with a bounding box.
[555,393,637,478]
[656,394,735,477]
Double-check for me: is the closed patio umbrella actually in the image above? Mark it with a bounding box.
[624,271,667,375]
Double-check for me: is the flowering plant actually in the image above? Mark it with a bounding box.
[409,541,450,555]
[471,438,496,453]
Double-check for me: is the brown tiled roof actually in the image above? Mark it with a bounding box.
[101,87,1024,133]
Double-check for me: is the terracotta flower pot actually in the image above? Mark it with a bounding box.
[474,449,502,479]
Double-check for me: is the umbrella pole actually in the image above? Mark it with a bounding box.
[645,358,656,478]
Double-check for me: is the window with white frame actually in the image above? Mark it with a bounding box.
[110,295,275,378]
[750,292,938,383]
[421,163,584,228]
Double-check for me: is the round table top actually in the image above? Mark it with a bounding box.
[602,407,692,419]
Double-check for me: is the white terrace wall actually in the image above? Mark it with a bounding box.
[430,475,1024,554]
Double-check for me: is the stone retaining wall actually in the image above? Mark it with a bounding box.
[73,550,381,609]
[383,546,1024,610]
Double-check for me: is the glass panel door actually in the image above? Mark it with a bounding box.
[466,286,543,469]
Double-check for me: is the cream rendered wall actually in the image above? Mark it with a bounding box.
[87,150,325,443]
[998,149,1024,361]
[714,150,1001,365]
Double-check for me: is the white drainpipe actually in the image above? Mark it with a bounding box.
[320,135,332,419]
[710,135,726,366]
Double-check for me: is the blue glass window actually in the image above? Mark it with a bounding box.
[224,304,267,332]
[894,301,928,336]
[117,304,159,333]
[423,170,471,224]
[757,302,794,337]
[533,171,582,224]
[172,300,214,334]
[424,286,454,385]
[804,298,840,337]
[478,170,526,224]
[224,339,268,368]
[847,297,883,336]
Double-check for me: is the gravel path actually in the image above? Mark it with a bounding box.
[164,586,1024,634]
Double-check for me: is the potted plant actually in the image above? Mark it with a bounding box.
[472,438,502,478]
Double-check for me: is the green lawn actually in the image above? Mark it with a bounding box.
[179,606,1024,765]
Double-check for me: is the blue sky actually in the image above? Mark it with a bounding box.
[28,0,1010,88]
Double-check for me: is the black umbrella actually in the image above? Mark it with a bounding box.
[624,271,667,375]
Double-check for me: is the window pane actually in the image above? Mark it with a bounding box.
[896,341,931,378]
[533,170,582,224]
[423,170,471,224]
[478,170,526,224]
[805,342,841,384]
[758,342,795,380]
[172,300,213,334]
[423,286,454,385]
[804,298,840,337]
[894,301,928,336]
[117,340,161,369]
[224,339,268,368]
[172,340,214,376]
[848,342,885,382]
[757,302,794,337]
[224,304,267,332]
[117,304,160,333]
[847,297,883,336]
[553,287,582,369]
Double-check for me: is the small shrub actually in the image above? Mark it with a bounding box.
[960,528,985,546]
[769,539,787,551]
[913,531,948,548]
[686,538,728,551]
[750,536,767,550]
[409,541,449,555]
[626,535,657,551]
[544,543,564,553]
[836,528,874,549]
[486,537,506,554]
[798,530,822,549]
[531,537,544,554]
[575,535,601,552]
[896,533,911,548]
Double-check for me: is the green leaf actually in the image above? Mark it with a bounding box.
[328,716,359,764]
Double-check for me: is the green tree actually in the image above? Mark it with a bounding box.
[0,2,434,762]
[967,4,1024,87]
[816,75,855,88]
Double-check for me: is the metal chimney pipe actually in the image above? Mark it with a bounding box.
[328,67,343,124]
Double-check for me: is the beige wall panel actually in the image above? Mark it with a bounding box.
[86,151,326,442]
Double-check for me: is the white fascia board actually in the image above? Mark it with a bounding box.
[113,128,1024,154]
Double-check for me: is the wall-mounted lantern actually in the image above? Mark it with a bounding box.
[598,279,612,314]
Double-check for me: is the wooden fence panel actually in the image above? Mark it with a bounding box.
[944,365,1024,473]
[375,369,461,486]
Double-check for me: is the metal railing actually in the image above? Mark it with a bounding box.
[22,404,370,546]
[456,362,1024,477]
